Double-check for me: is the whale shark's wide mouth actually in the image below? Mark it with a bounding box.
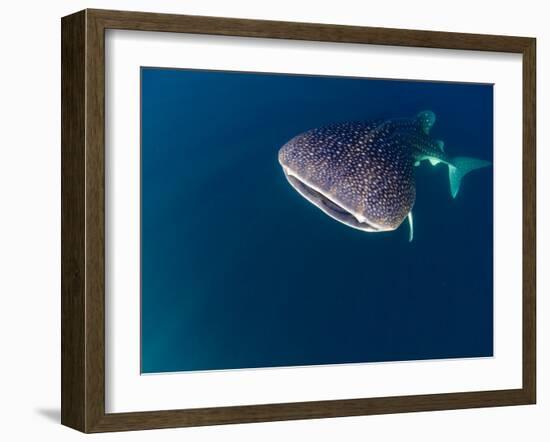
[283,169,383,232]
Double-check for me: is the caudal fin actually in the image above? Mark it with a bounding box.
[448,156,491,198]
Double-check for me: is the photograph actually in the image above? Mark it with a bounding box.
[0,0,542,439]
[140,68,494,374]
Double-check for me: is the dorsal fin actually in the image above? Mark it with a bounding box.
[416,110,436,135]
[436,140,445,152]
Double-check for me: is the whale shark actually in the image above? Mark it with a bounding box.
[278,111,490,241]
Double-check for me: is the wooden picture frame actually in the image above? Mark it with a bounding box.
[61,8,536,433]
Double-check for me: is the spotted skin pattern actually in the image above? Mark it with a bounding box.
[278,112,462,233]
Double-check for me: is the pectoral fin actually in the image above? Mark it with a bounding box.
[407,211,414,242]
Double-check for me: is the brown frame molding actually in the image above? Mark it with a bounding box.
[61,9,536,433]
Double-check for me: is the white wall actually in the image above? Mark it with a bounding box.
[0,0,546,440]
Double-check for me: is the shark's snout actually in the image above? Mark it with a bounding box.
[281,165,384,232]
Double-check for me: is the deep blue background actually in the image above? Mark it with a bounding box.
[141,68,493,373]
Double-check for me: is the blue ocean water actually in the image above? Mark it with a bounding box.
[141,67,493,374]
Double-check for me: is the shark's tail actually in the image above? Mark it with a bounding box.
[448,156,491,198]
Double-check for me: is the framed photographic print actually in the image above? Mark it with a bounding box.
[61,9,536,433]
